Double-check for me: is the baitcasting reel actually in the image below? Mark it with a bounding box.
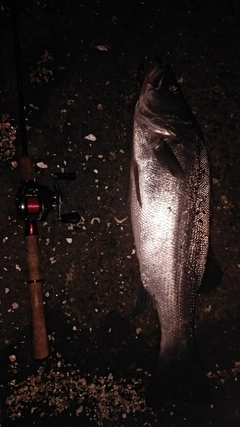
[16,172,80,223]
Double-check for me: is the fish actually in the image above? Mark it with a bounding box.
[130,59,213,407]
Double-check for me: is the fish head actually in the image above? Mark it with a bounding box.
[135,59,197,138]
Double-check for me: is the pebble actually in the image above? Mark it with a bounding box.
[6,368,147,424]
[12,302,19,310]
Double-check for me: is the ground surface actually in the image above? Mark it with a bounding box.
[0,0,240,426]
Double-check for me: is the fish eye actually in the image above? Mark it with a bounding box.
[168,84,178,92]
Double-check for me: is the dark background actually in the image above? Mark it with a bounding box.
[0,0,240,425]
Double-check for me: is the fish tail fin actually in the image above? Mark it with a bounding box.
[146,352,212,408]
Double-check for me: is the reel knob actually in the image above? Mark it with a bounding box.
[61,212,80,224]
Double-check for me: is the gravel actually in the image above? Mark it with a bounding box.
[6,366,149,424]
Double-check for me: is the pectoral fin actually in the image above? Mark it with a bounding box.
[132,158,142,207]
[152,140,185,180]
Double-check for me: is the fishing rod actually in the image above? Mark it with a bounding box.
[13,1,80,359]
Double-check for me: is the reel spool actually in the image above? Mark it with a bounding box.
[16,172,80,224]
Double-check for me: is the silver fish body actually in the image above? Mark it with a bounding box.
[130,59,211,405]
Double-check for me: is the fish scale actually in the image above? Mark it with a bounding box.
[130,59,211,406]
[132,128,210,349]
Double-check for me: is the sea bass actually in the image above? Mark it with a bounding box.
[130,59,211,406]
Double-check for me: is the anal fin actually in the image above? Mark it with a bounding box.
[131,281,152,318]
[199,246,223,293]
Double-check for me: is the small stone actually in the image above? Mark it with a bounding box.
[84,134,96,141]
[36,162,48,169]
[76,405,83,415]
[90,217,100,225]
[204,304,212,313]
[95,44,109,51]
[12,302,19,310]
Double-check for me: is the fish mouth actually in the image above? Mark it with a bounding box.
[144,58,178,93]
[146,58,165,90]
[136,58,195,137]
[136,58,175,136]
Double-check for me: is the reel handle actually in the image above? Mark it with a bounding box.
[61,212,80,223]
